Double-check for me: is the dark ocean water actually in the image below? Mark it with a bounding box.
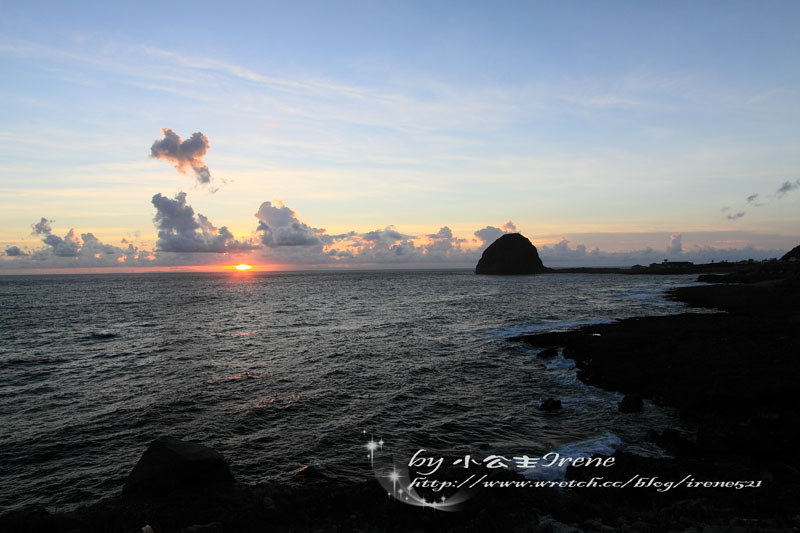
[0,270,702,512]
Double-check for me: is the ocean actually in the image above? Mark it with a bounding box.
[0,270,702,512]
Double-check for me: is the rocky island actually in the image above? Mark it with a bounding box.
[475,233,550,275]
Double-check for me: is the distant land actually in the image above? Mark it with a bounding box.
[477,232,800,276]
[551,257,793,275]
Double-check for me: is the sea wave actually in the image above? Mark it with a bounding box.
[519,433,623,481]
[485,318,616,339]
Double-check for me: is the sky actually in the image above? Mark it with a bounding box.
[1,0,799,272]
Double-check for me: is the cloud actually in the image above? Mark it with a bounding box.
[31,217,52,235]
[501,220,517,232]
[4,246,27,256]
[359,226,409,244]
[538,235,786,268]
[150,128,213,185]
[152,192,256,253]
[474,220,518,246]
[80,232,119,256]
[5,203,795,271]
[776,179,800,198]
[424,226,468,256]
[324,225,413,263]
[255,201,325,247]
[719,178,798,219]
[334,230,420,264]
[1,218,157,267]
[248,201,491,266]
[427,227,454,240]
[474,226,502,245]
[538,239,598,262]
[42,228,82,257]
[666,234,682,256]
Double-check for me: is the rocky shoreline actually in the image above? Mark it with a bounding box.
[4,264,800,532]
[509,262,800,531]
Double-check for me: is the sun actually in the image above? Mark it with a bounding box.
[235,264,252,271]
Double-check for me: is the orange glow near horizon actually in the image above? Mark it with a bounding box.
[235,264,253,271]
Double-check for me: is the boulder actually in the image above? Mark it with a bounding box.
[538,398,562,411]
[618,394,643,413]
[475,233,548,275]
[122,436,235,498]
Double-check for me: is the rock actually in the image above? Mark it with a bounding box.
[263,495,276,510]
[618,394,643,413]
[538,347,558,359]
[0,507,53,531]
[780,244,800,262]
[659,428,684,449]
[182,522,224,532]
[538,398,562,411]
[475,233,548,275]
[537,515,582,533]
[581,519,615,532]
[122,436,235,498]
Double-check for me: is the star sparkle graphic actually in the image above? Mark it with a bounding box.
[362,432,475,511]
[364,432,384,466]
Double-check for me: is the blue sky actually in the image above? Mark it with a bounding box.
[1,1,799,270]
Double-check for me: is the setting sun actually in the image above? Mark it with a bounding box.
[235,264,252,271]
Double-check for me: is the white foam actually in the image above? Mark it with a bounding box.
[621,284,668,301]
[487,318,615,339]
[543,356,576,371]
[520,433,623,481]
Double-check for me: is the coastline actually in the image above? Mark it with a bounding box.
[3,265,800,532]
[510,262,800,529]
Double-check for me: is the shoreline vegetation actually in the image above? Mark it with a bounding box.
[3,260,800,531]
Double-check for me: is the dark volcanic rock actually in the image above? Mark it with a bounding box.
[511,298,800,461]
[538,347,559,359]
[122,436,235,498]
[538,398,562,411]
[618,394,643,413]
[781,244,800,262]
[475,233,548,275]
